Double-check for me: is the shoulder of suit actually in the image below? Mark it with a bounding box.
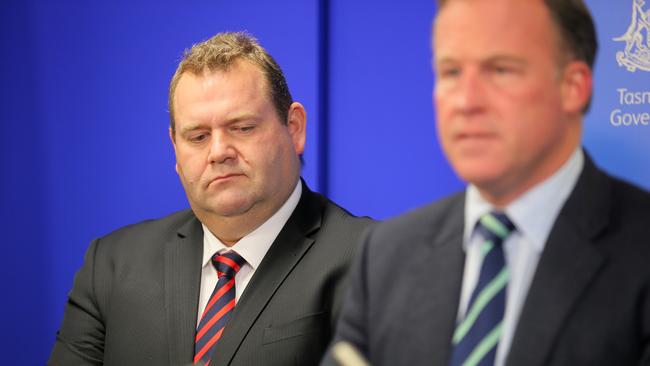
[601,173,650,248]
[377,191,464,231]
[96,209,196,243]
[579,171,650,277]
[608,174,650,214]
[581,160,650,226]
[310,190,376,228]
[357,191,464,251]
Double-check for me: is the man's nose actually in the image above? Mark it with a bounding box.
[207,131,237,165]
[454,70,486,113]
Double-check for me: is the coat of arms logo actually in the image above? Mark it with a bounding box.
[614,0,650,72]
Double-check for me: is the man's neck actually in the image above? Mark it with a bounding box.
[479,125,582,208]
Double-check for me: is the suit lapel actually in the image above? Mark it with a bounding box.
[412,194,466,365]
[209,185,323,366]
[164,214,203,366]
[506,154,610,366]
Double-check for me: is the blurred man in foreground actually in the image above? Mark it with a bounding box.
[326,0,650,365]
[49,32,372,366]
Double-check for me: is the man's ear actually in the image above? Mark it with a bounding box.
[561,61,593,115]
[169,127,179,174]
[286,102,307,155]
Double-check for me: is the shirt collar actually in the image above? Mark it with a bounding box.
[201,180,303,270]
[464,148,584,252]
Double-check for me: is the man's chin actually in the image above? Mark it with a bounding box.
[188,194,254,218]
[212,200,256,217]
[454,163,501,184]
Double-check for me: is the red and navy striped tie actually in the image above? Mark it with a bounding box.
[194,250,246,365]
[449,212,516,366]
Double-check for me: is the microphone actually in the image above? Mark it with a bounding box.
[331,341,370,366]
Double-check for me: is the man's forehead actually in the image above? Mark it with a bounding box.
[178,59,264,84]
[432,0,557,57]
[433,0,550,28]
[174,61,267,100]
[435,54,527,66]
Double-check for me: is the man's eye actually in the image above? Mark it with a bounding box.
[233,125,255,133]
[490,63,522,76]
[493,66,512,74]
[189,134,208,142]
[438,68,460,78]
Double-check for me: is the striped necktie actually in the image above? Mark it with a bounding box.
[194,251,246,365]
[449,212,516,366]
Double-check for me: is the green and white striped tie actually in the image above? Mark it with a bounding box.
[449,212,516,366]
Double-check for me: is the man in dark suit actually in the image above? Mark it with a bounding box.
[49,32,372,366]
[326,0,650,365]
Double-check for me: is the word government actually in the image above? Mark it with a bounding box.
[611,109,650,127]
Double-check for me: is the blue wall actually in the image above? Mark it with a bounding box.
[1,0,648,364]
[327,0,463,218]
[1,1,50,359]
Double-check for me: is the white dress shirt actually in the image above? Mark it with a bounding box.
[459,148,584,366]
[196,181,302,324]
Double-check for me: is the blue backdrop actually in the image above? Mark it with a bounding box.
[1,0,647,364]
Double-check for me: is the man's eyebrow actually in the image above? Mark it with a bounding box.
[435,55,527,65]
[434,56,457,65]
[480,54,528,66]
[179,113,261,134]
[225,113,259,124]
[179,124,205,134]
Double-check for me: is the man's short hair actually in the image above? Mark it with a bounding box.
[168,32,293,134]
[436,0,598,69]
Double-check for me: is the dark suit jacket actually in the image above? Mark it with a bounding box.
[49,183,373,366]
[327,155,650,366]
